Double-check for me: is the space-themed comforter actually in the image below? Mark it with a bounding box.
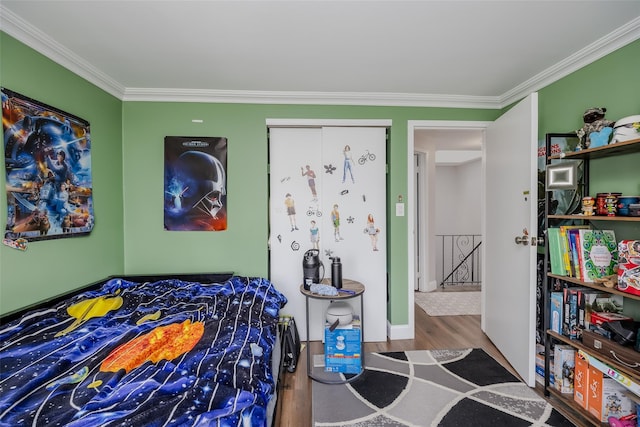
[0,276,287,427]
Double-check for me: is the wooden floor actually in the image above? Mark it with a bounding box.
[274,300,515,427]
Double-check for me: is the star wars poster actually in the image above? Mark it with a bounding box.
[164,136,227,231]
[3,88,94,243]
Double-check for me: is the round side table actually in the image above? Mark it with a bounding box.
[299,279,365,384]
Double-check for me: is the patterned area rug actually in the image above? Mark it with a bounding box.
[312,349,574,427]
[414,291,481,316]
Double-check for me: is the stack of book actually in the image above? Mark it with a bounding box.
[547,227,618,282]
[551,288,624,340]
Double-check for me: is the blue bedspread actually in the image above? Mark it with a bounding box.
[0,276,287,426]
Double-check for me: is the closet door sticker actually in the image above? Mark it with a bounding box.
[321,127,387,342]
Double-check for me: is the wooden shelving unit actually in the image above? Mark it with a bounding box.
[545,386,609,427]
[542,134,640,426]
[549,215,640,222]
[548,331,640,384]
[548,137,640,160]
[547,273,640,301]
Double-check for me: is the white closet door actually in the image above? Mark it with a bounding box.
[269,127,386,342]
[269,128,324,341]
[320,127,386,342]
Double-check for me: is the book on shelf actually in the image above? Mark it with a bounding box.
[577,229,618,283]
[562,287,587,340]
[548,225,589,278]
[550,292,563,334]
[567,228,581,279]
[553,344,575,394]
[559,226,573,277]
[574,230,585,281]
[561,225,590,277]
[547,228,566,275]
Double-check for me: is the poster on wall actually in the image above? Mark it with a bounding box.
[164,136,227,231]
[2,88,94,243]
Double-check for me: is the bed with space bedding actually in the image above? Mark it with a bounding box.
[0,273,287,427]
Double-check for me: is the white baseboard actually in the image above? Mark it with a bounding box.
[387,321,414,340]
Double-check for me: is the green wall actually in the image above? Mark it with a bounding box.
[538,39,640,192]
[2,30,638,324]
[537,39,640,316]
[0,33,124,314]
[121,103,498,326]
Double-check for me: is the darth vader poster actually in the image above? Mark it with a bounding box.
[2,88,94,243]
[164,136,227,231]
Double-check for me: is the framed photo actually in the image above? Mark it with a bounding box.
[543,133,583,215]
[546,161,578,190]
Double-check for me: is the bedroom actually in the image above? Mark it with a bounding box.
[1,1,640,426]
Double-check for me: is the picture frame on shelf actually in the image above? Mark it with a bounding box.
[546,161,578,190]
[544,133,584,216]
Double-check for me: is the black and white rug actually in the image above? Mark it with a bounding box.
[312,348,574,426]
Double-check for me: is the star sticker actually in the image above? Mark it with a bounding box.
[324,164,336,174]
[347,216,354,223]
[324,249,333,257]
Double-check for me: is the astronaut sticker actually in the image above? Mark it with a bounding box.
[2,88,94,242]
[164,136,227,231]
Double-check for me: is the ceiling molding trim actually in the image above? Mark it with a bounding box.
[2,4,638,109]
[500,16,640,108]
[0,5,125,99]
[122,87,501,109]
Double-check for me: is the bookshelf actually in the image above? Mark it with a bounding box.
[547,273,640,301]
[542,135,640,426]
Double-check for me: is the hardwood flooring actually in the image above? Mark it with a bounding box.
[274,299,513,427]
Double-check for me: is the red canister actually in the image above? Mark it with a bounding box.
[596,192,621,215]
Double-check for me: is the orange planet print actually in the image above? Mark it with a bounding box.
[100,319,204,373]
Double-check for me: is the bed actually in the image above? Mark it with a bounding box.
[0,273,287,427]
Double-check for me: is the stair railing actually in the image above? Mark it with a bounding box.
[436,234,482,288]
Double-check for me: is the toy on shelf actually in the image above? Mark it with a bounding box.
[575,107,615,150]
[607,415,637,427]
[611,115,640,144]
[582,196,595,216]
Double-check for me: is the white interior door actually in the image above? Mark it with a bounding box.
[483,93,538,386]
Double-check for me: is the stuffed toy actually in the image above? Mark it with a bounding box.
[575,107,615,150]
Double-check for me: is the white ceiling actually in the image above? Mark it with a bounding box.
[2,1,639,164]
[2,1,640,109]
[415,128,485,162]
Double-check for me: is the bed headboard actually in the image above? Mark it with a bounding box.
[111,272,235,284]
[0,272,234,324]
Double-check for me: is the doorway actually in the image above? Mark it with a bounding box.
[407,121,490,330]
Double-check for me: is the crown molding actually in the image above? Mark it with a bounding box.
[121,87,501,108]
[2,4,639,109]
